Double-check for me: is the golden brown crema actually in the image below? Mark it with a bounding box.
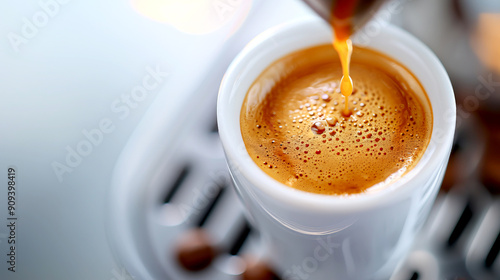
[240,45,433,195]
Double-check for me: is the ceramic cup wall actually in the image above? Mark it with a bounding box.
[218,18,455,279]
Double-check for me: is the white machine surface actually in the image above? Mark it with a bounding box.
[1,1,499,280]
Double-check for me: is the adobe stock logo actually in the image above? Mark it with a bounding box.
[7,0,72,52]
[283,235,341,280]
[51,64,169,183]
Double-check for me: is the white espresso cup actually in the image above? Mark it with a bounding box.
[217,18,455,280]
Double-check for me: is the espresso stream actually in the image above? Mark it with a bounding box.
[240,45,433,195]
[331,0,357,116]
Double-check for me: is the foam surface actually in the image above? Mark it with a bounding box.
[241,45,432,195]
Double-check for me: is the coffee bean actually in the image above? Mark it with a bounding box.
[241,257,280,280]
[175,229,216,271]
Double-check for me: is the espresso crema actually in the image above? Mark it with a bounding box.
[240,45,433,195]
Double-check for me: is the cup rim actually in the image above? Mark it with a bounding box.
[218,18,455,212]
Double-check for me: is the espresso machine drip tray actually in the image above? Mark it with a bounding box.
[108,54,500,280]
[107,2,500,280]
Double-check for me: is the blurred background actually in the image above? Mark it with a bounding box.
[0,0,499,279]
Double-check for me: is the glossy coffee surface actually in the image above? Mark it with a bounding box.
[240,45,433,195]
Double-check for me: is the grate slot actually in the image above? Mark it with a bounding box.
[409,272,419,280]
[485,230,500,268]
[196,186,227,227]
[210,117,218,133]
[163,165,191,203]
[447,202,473,247]
[229,220,252,256]
[450,135,462,154]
